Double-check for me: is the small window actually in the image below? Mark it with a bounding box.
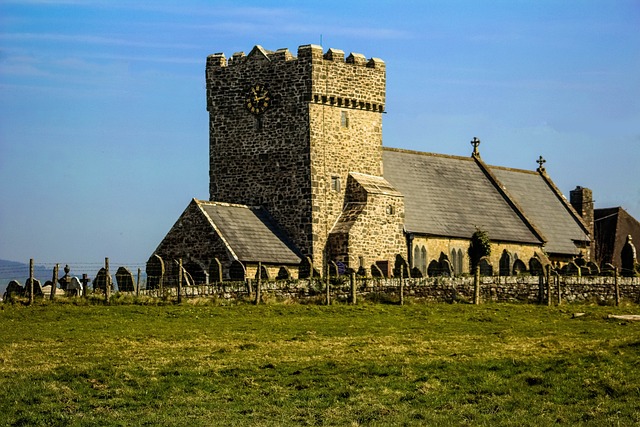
[340,111,349,128]
[386,205,395,215]
[331,176,341,192]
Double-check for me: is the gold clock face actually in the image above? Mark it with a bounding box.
[246,84,271,114]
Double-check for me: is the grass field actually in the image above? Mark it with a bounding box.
[1,299,639,426]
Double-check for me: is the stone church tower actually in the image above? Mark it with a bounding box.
[205,44,404,272]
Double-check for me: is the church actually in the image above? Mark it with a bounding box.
[148,44,593,284]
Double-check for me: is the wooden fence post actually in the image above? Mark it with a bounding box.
[255,262,262,305]
[177,259,183,304]
[325,263,331,306]
[545,267,551,306]
[473,268,480,305]
[50,264,58,301]
[614,267,620,306]
[136,268,141,297]
[399,267,404,306]
[28,258,34,305]
[104,257,110,304]
[350,271,357,305]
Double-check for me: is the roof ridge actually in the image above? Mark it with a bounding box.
[489,164,538,175]
[194,199,259,210]
[382,146,473,162]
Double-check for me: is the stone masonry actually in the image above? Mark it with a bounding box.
[206,44,389,270]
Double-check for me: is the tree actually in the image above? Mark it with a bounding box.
[468,228,491,304]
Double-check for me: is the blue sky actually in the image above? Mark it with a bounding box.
[1,0,639,270]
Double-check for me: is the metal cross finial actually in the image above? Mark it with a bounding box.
[470,137,480,157]
[536,155,546,172]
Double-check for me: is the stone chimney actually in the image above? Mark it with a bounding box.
[570,186,594,238]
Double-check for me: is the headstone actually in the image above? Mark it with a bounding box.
[115,266,135,292]
[370,263,384,278]
[93,268,113,292]
[277,266,291,280]
[229,260,246,281]
[146,254,164,290]
[563,262,580,277]
[58,264,72,291]
[479,258,493,276]
[586,261,600,276]
[393,255,409,278]
[4,280,24,298]
[499,250,512,276]
[574,254,587,267]
[427,260,440,277]
[512,259,527,275]
[621,235,637,277]
[529,257,544,276]
[25,278,43,297]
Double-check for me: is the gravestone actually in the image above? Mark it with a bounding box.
[563,262,580,277]
[393,255,410,278]
[58,265,72,290]
[115,266,135,292]
[529,257,544,276]
[25,278,43,297]
[478,258,493,276]
[146,254,164,290]
[621,235,637,277]
[4,280,24,298]
[370,263,384,278]
[93,268,113,292]
[512,259,527,275]
[427,260,440,277]
[586,261,600,276]
[277,266,292,280]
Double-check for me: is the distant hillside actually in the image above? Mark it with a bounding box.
[0,259,53,296]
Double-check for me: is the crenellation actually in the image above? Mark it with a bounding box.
[271,48,293,62]
[230,51,246,65]
[367,57,385,69]
[324,48,345,62]
[206,53,226,68]
[346,52,367,65]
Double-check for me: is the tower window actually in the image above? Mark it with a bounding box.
[386,205,395,215]
[341,111,349,128]
[331,176,341,192]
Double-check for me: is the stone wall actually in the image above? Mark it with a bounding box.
[141,275,640,305]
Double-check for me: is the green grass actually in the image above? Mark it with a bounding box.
[1,301,639,426]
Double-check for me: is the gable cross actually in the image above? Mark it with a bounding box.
[536,155,546,172]
[470,137,481,157]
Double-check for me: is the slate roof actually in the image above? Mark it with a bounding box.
[489,167,590,255]
[349,172,403,196]
[382,148,542,245]
[195,200,301,264]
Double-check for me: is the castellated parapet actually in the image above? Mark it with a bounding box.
[205,44,388,268]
